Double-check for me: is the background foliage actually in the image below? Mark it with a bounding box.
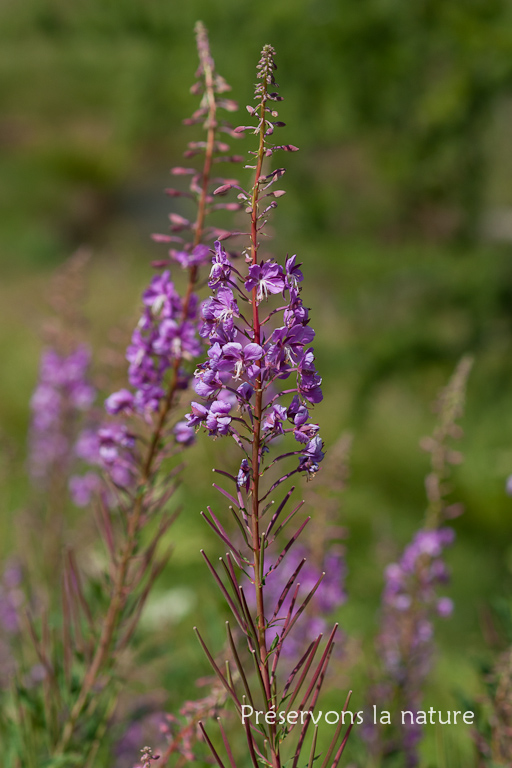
[3,1,512,764]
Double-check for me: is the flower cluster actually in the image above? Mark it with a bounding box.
[360,527,457,767]
[186,243,324,477]
[106,265,206,422]
[68,257,207,503]
[29,344,95,484]
[368,527,455,766]
[69,421,138,504]
[380,526,455,679]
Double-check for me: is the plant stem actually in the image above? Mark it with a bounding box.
[249,73,280,768]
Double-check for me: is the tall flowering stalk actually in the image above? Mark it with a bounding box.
[3,24,242,766]
[364,356,472,767]
[186,45,352,768]
[54,22,241,758]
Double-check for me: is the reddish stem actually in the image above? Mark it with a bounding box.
[248,67,281,768]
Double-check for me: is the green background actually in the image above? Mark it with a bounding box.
[3,1,512,764]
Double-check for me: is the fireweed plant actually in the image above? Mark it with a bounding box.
[184,45,353,768]
[0,24,243,766]
[363,357,472,768]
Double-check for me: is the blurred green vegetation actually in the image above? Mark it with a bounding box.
[3,0,512,268]
[3,1,512,765]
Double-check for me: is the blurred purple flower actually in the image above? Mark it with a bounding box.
[28,344,96,485]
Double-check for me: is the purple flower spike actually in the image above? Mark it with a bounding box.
[191,199,325,476]
[183,40,354,768]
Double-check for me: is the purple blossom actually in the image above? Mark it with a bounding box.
[200,287,239,338]
[69,471,103,507]
[205,400,232,436]
[236,382,253,403]
[186,401,210,428]
[237,458,251,492]
[286,394,306,423]
[142,270,181,315]
[436,596,454,618]
[268,324,315,368]
[244,261,285,302]
[105,389,135,416]
[174,420,196,446]
[154,319,202,359]
[293,420,320,444]
[172,243,211,268]
[208,241,232,288]
[110,261,205,419]
[262,404,287,434]
[284,287,309,326]
[284,255,303,290]
[74,427,101,464]
[298,435,325,476]
[215,341,264,379]
[298,349,323,404]
[98,424,136,465]
[194,366,224,398]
